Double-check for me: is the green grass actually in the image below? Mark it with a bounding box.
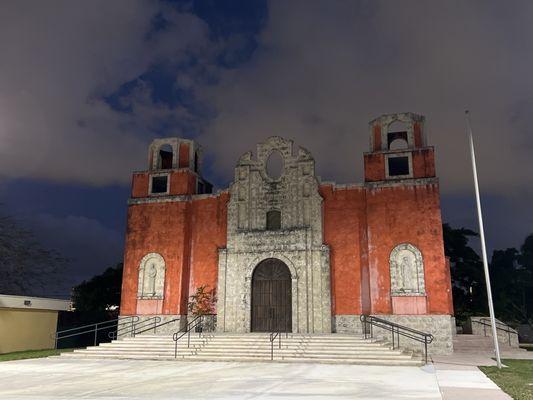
[0,348,76,362]
[480,359,533,400]
[520,344,533,352]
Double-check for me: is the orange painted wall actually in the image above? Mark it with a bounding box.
[120,201,192,315]
[365,183,453,315]
[120,193,229,316]
[372,125,382,151]
[321,185,368,315]
[131,173,149,198]
[412,148,436,178]
[364,153,386,182]
[123,173,452,318]
[169,170,197,195]
[178,143,190,168]
[189,193,229,300]
[130,170,198,199]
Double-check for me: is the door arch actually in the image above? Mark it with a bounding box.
[251,258,292,332]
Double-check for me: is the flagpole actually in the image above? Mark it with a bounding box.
[465,110,502,369]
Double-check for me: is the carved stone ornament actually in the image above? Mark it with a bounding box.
[389,243,425,296]
[138,252,166,299]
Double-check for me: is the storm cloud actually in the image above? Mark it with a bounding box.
[1,0,532,285]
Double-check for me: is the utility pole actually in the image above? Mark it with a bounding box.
[465,110,502,368]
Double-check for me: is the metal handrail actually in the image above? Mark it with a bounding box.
[173,315,213,358]
[109,317,138,340]
[360,315,434,364]
[134,317,179,336]
[131,316,161,337]
[53,316,138,348]
[269,331,289,361]
[108,316,165,340]
[472,318,518,345]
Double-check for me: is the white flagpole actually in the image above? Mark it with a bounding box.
[465,110,502,369]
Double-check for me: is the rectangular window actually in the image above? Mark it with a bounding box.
[388,156,410,176]
[151,176,168,194]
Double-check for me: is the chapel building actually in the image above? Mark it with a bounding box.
[119,112,454,353]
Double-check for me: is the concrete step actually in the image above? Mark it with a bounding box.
[60,333,422,366]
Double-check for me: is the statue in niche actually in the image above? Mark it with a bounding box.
[399,256,410,289]
[390,243,425,295]
[137,253,165,299]
[147,263,157,296]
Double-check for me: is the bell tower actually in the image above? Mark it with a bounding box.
[364,112,436,182]
[130,138,213,199]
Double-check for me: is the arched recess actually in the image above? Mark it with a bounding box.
[266,209,281,230]
[387,121,410,150]
[137,253,166,299]
[389,243,425,295]
[251,258,292,332]
[158,144,173,169]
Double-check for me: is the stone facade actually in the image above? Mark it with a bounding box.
[217,137,331,333]
[368,314,454,355]
[119,112,455,355]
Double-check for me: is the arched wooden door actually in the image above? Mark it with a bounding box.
[251,258,292,332]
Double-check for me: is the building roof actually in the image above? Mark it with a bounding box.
[0,294,71,312]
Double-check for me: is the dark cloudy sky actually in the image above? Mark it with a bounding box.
[1,0,532,295]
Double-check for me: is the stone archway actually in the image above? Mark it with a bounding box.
[251,258,292,332]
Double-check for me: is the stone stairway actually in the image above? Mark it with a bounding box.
[453,334,528,355]
[60,333,423,366]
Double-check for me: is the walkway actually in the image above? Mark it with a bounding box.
[0,352,526,399]
[0,357,440,399]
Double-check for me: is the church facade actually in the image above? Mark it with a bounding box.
[119,112,455,353]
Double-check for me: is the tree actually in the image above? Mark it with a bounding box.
[188,285,216,316]
[442,223,487,320]
[0,211,67,295]
[518,234,533,323]
[443,223,533,326]
[71,263,123,321]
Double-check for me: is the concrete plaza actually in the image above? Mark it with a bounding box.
[0,356,512,400]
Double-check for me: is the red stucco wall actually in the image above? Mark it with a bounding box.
[121,181,453,317]
[365,183,452,315]
[122,163,452,318]
[120,192,229,316]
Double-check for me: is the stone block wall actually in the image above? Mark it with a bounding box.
[117,315,186,337]
[469,317,520,347]
[335,314,453,355]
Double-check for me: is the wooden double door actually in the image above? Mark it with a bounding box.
[251,258,292,332]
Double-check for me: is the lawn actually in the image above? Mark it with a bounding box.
[0,348,76,362]
[520,344,533,352]
[480,359,533,400]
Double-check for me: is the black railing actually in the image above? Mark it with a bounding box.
[172,315,213,358]
[360,315,434,364]
[108,316,159,339]
[269,331,289,361]
[128,316,160,337]
[472,318,518,346]
[54,316,138,349]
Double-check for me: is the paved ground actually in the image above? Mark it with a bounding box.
[432,351,533,400]
[0,354,521,399]
[0,357,440,399]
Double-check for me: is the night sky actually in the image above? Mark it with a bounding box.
[1,1,532,296]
